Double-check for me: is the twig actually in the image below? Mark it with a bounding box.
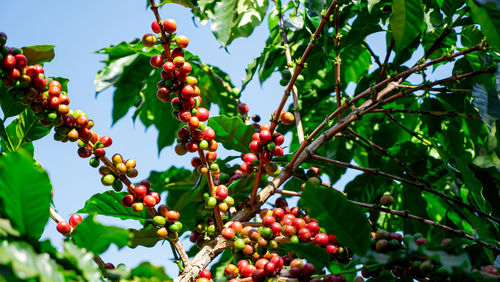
[148,0,171,60]
[353,201,500,252]
[197,150,224,231]
[377,37,394,83]
[49,207,106,268]
[370,108,479,119]
[286,43,485,170]
[362,41,382,68]
[249,161,264,205]
[310,154,500,224]
[334,1,342,120]
[276,0,305,144]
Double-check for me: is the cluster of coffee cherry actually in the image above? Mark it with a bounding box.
[55,214,82,235]
[0,32,182,240]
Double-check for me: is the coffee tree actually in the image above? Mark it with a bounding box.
[1,0,500,281]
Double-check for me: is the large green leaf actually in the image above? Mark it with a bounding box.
[0,151,51,239]
[77,191,149,224]
[471,84,500,126]
[467,0,500,51]
[21,45,55,65]
[1,109,52,152]
[207,116,254,153]
[390,0,424,51]
[341,44,372,84]
[0,240,65,282]
[72,215,129,255]
[0,87,27,118]
[130,262,171,280]
[299,183,371,255]
[61,242,101,282]
[128,225,161,248]
[211,0,269,46]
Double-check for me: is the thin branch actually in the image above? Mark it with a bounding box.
[383,112,432,145]
[377,37,394,83]
[49,207,106,268]
[197,150,224,232]
[345,128,427,185]
[362,41,382,68]
[334,1,342,120]
[286,43,485,170]
[249,161,264,205]
[276,0,305,144]
[269,0,338,134]
[310,154,500,224]
[370,108,479,119]
[148,0,171,60]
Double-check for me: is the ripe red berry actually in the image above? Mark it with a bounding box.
[148,191,160,203]
[215,185,228,200]
[186,141,199,152]
[264,262,277,276]
[121,194,135,207]
[163,19,177,33]
[281,112,295,125]
[262,215,275,227]
[56,221,72,235]
[249,140,261,154]
[176,35,189,48]
[69,214,82,227]
[259,130,272,144]
[302,263,316,278]
[94,148,106,158]
[99,136,112,147]
[272,133,284,145]
[325,244,338,254]
[188,116,200,130]
[298,227,312,242]
[203,127,215,141]
[200,269,211,279]
[196,107,209,122]
[78,147,92,158]
[273,146,284,157]
[224,264,239,278]
[230,221,243,233]
[166,210,180,222]
[134,185,148,200]
[221,227,236,240]
[150,55,164,68]
[178,110,192,122]
[14,54,27,69]
[181,85,194,98]
[151,20,161,33]
[143,195,156,207]
[2,54,16,69]
[237,103,249,114]
[240,264,256,278]
[314,233,329,247]
[243,153,258,164]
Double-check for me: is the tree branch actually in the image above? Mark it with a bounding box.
[148,0,171,60]
[377,37,394,83]
[197,149,224,232]
[369,108,479,119]
[276,0,305,144]
[334,1,342,120]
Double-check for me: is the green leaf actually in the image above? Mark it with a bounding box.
[0,151,51,239]
[299,183,371,255]
[368,0,382,12]
[207,116,255,153]
[77,191,149,224]
[390,0,424,51]
[72,215,129,255]
[0,218,20,237]
[211,0,269,46]
[158,0,195,9]
[0,240,65,282]
[130,262,171,280]
[128,225,161,248]
[0,87,27,118]
[466,0,500,51]
[61,242,101,282]
[21,45,55,65]
[281,243,330,268]
[341,44,372,84]
[471,84,500,127]
[1,109,52,152]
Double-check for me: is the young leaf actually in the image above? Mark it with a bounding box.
[390,0,424,51]
[0,151,52,239]
[1,109,52,152]
[72,215,129,255]
[299,183,371,255]
[207,116,254,153]
[21,45,55,64]
[62,242,101,282]
[77,191,149,224]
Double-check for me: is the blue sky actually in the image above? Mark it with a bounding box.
[0,0,448,277]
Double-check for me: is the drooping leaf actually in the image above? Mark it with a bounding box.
[467,0,500,51]
[21,45,55,65]
[72,215,129,255]
[128,225,161,249]
[299,183,371,255]
[0,87,27,118]
[390,0,424,51]
[207,116,255,153]
[0,240,65,282]
[77,191,149,224]
[0,151,51,239]
[471,84,500,127]
[281,243,330,268]
[61,242,101,282]
[130,262,172,280]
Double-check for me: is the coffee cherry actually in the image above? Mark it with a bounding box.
[221,227,235,240]
[259,130,272,144]
[150,55,164,68]
[132,202,144,212]
[142,33,157,47]
[101,174,115,186]
[280,112,295,125]
[56,221,72,235]
[176,35,189,48]
[230,221,243,233]
[94,148,106,158]
[163,19,177,33]
[237,103,249,114]
[416,237,428,245]
[200,269,211,279]
[157,227,168,238]
[298,227,312,242]
[169,221,183,232]
[100,136,112,147]
[143,195,156,207]
[196,107,209,122]
[151,20,161,33]
[69,214,82,227]
[166,210,180,222]
[380,193,393,206]
[240,264,256,278]
[153,215,166,227]
[134,185,148,200]
[252,269,266,282]
[215,185,228,200]
[224,264,238,278]
[205,197,217,209]
[249,140,261,154]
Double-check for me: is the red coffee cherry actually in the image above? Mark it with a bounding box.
[69,214,82,227]
[237,103,249,114]
[221,227,235,240]
[151,20,161,33]
[175,35,189,48]
[163,19,177,33]
[56,221,72,235]
[150,55,164,68]
[121,194,135,207]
